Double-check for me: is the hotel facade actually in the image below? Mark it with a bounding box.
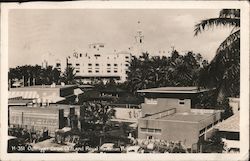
[43,30,146,84]
[44,43,132,84]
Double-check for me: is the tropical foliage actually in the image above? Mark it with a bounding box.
[194,9,240,100]
[79,101,116,131]
[61,66,76,85]
[8,65,61,86]
[126,51,208,93]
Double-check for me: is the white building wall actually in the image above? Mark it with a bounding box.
[46,43,131,83]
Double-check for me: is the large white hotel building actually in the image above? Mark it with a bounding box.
[43,31,144,84]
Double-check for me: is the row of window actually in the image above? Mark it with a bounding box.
[140,128,162,134]
[68,63,129,67]
[74,54,129,59]
[11,116,57,126]
[75,70,119,73]
[199,120,220,135]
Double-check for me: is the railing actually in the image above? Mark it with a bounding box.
[145,108,176,119]
[191,109,222,114]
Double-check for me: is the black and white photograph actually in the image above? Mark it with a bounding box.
[0,1,249,161]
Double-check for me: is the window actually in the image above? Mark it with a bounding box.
[155,129,162,134]
[56,63,61,67]
[107,64,111,66]
[76,70,80,73]
[80,53,82,57]
[199,128,205,135]
[68,63,72,66]
[125,56,129,59]
[76,63,80,66]
[96,63,99,66]
[88,63,92,66]
[179,99,185,105]
[148,128,154,133]
[114,64,118,66]
[88,70,92,73]
[107,70,111,73]
[140,128,161,134]
[125,64,129,67]
[95,70,99,73]
[145,98,157,104]
[207,124,213,129]
[114,70,118,73]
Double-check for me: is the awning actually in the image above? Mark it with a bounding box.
[8,91,39,99]
[129,123,138,128]
[74,88,84,95]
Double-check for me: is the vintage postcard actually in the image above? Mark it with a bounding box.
[1,1,249,161]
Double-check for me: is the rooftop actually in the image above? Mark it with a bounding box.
[10,85,76,90]
[215,112,240,132]
[10,104,80,111]
[137,87,211,94]
[142,108,220,123]
[159,112,214,123]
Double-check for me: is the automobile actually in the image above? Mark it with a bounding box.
[126,145,143,153]
[99,143,121,153]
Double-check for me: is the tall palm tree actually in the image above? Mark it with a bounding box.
[194,9,240,101]
[62,66,76,85]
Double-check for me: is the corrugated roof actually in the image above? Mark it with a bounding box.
[8,91,39,99]
[215,112,240,132]
[8,99,33,106]
[137,87,211,94]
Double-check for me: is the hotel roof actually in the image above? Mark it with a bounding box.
[137,87,211,94]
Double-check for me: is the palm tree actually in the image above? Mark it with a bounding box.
[194,9,240,101]
[62,66,76,85]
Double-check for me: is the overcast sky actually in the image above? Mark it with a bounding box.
[8,9,232,68]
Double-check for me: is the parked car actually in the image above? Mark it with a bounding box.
[126,145,143,153]
[99,143,121,153]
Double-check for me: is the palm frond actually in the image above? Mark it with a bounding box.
[194,18,240,36]
[216,29,240,53]
[219,9,240,18]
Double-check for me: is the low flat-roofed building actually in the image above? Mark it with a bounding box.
[137,87,221,148]
[9,104,80,137]
[215,112,240,152]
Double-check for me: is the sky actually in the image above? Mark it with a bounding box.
[8,9,233,68]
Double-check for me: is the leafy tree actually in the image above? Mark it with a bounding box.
[194,9,240,101]
[79,101,116,132]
